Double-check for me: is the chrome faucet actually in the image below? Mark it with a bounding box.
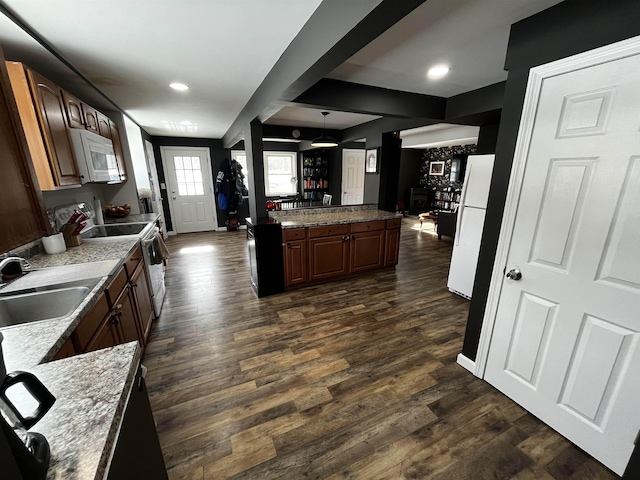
[0,256,32,275]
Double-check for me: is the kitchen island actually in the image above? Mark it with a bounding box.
[267,205,401,288]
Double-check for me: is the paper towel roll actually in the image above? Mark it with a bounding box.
[94,199,104,225]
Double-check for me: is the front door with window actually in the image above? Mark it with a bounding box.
[161,147,217,233]
[484,38,640,475]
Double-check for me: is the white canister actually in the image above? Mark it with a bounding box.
[42,233,66,254]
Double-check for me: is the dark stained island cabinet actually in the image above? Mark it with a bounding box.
[281,215,401,289]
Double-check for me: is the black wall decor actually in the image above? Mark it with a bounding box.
[419,144,477,191]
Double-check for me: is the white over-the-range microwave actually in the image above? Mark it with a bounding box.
[69,128,121,183]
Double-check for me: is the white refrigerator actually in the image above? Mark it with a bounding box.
[447,154,495,299]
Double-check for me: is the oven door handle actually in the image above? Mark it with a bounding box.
[142,227,160,245]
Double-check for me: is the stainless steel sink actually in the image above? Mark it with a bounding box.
[0,278,100,327]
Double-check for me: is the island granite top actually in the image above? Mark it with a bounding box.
[268,205,398,228]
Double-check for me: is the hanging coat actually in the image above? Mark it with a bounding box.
[215,158,232,211]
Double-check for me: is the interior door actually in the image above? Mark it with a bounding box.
[161,147,217,234]
[485,44,640,475]
[341,149,365,205]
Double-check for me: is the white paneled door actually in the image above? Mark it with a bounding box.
[341,149,365,205]
[484,38,640,475]
[161,147,217,233]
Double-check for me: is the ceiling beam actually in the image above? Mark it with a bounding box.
[445,81,505,122]
[222,0,428,148]
[292,78,446,119]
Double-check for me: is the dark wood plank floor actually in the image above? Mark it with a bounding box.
[143,217,619,480]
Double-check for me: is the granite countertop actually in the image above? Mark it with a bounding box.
[12,342,141,480]
[27,237,140,269]
[0,238,139,371]
[0,220,154,479]
[269,205,398,228]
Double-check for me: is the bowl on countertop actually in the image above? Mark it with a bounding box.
[104,204,131,218]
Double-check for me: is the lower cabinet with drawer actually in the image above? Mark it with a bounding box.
[55,245,155,359]
[283,228,307,286]
[282,219,400,287]
[349,220,386,273]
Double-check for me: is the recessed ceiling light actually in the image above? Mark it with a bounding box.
[169,82,189,91]
[427,65,450,79]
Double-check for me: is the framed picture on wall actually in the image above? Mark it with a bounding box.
[429,161,445,176]
[365,148,378,173]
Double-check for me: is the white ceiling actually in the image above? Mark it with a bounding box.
[327,0,564,97]
[0,0,564,139]
[0,0,323,138]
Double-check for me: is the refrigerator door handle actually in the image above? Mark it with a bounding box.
[454,204,464,247]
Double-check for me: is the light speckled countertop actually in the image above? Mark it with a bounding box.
[0,225,152,479]
[0,238,138,370]
[27,237,139,269]
[12,342,141,480]
[269,205,398,228]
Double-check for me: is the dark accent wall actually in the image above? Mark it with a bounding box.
[377,132,402,212]
[397,149,423,209]
[245,121,266,221]
[476,123,500,154]
[149,136,246,230]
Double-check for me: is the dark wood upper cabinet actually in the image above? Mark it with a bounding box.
[26,69,81,187]
[7,61,81,190]
[62,90,85,129]
[109,120,127,181]
[82,103,99,133]
[97,112,111,139]
[0,52,50,252]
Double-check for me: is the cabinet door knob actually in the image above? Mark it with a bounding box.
[287,243,291,248]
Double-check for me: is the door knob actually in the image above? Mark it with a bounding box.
[506,268,522,280]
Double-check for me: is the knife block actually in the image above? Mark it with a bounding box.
[59,224,83,247]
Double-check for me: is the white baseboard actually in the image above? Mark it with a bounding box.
[456,353,476,375]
